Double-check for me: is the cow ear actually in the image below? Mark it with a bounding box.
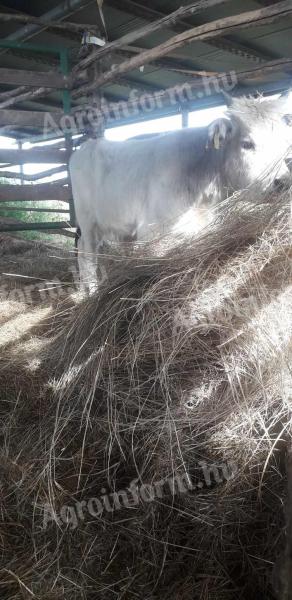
[283,114,292,127]
[280,89,291,99]
[206,118,235,151]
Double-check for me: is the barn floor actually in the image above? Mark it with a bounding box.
[0,192,291,599]
[0,233,78,351]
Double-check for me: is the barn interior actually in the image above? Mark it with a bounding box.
[0,3,292,600]
[0,0,292,235]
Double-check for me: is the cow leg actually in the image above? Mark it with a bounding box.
[77,228,99,295]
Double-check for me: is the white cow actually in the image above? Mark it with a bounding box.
[70,94,292,292]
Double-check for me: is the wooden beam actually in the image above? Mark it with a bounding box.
[0,183,70,203]
[0,87,51,109]
[27,166,68,182]
[75,0,230,72]
[119,46,221,76]
[14,98,63,113]
[75,58,292,123]
[113,75,166,93]
[0,86,27,102]
[256,0,278,5]
[0,148,68,164]
[106,0,274,63]
[0,206,69,213]
[0,109,64,131]
[73,1,292,97]
[0,166,68,182]
[0,68,71,90]
[49,228,75,238]
[107,0,172,22]
[0,69,86,111]
[0,221,71,232]
[0,11,98,35]
[115,46,220,77]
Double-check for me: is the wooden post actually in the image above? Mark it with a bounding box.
[92,62,105,138]
[65,135,75,227]
[18,141,24,186]
[60,48,76,228]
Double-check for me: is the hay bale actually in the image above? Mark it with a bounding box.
[0,187,291,599]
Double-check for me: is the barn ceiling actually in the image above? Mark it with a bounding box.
[0,0,292,135]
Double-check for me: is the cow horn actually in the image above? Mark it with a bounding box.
[280,89,291,99]
[221,90,233,107]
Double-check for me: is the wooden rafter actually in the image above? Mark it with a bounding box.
[0,10,98,34]
[113,75,167,93]
[0,68,87,110]
[75,58,292,122]
[1,56,292,133]
[0,87,52,110]
[0,86,27,102]
[106,0,275,63]
[73,1,292,97]
[75,0,230,72]
[1,1,272,113]
[0,104,67,130]
[117,46,219,76]
[0,68,71,90]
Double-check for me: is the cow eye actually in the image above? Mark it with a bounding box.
[241,140,255,150]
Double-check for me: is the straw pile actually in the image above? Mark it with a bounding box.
[0,186,291,600]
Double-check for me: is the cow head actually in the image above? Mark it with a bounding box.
[207,93,292,192]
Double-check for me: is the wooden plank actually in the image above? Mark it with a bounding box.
[0,166,68,182]
[0,68,71,89]
[0,11,98,34]
[0,148,68,165]
[0,206,69,213]
[0,184,70,202]
[50,228,75,238]
[0,109,64,130]
[75,0,230,72]
[0,221,71,232]
[73,0,292,96]
[0,88,52,109]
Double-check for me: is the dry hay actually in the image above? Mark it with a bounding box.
[0,233,78,353]
[0,187,291,600]
[0,233,77,301]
